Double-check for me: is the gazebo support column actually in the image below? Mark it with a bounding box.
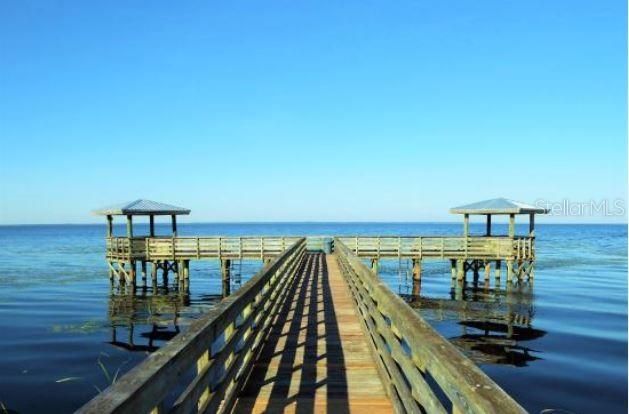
[106,215,113,237]
[126,215,133,238]
[171,215,177,236]
[463,214,469,237]
[508,214,515,238]
[149,215,155,237]
[486,215,491,236]
[529,213,535,237]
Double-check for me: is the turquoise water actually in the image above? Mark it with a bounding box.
[0,223,626,413]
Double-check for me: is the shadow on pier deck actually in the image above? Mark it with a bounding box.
[234,253,391,413]
[77,238,526,414]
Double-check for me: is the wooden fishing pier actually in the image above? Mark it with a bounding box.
[81,198,547,413]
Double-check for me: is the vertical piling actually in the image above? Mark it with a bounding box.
[454,280,464,301]
[129,260,137,287]
[506,260,514,282]
[370,258,379,274]
[412,258,422,282]
[119,262,126,285]
[151,262,158,286]
[456,259,465,281]
[163,260,169,286]
[517,260,524,281]
[221,259,231,297]
[108,261,114,281]
[141,260,147,286]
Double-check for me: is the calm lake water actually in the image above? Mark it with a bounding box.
[0,223,626,413]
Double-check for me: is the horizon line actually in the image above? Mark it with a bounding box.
[0,220,627,226]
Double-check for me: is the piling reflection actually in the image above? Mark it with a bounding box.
[107,283,195,353]
[403,279,546,367]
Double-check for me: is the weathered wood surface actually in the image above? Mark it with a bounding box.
[335,239,527,414]
[84,240,529,414]
[106,235,535,263]
[105,237,302,261]
[337,236,535,260]
[233,253,393,413]
[77,239,307,414]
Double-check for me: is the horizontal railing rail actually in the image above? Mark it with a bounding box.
[335,238,526,414]
[105,235,535,262]
[105,236,302,261]
[78,238,306,414]
[106,237,147,260]
[337,236,535,260]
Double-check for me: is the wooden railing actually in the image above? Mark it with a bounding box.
[335,239,526,414]
[106,236,535,262]
[78,238,306,414]
[105,236,301,261]
[337,236,535,260]
[106,237,147,260]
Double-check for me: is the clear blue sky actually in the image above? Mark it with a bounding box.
[1,1,626,224]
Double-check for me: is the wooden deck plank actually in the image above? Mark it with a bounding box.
[232,253,393,413]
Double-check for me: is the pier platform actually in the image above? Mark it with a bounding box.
[77,239,526,414]
[81,198,546,413]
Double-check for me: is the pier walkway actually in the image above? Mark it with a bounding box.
[234,252,392,413]
[78,238,525,414]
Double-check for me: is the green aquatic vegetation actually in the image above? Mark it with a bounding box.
[93,353,131,393]
[50,320,106,334]
[55,353,132,395]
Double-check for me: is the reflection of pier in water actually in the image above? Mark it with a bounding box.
[107,283,219,353]
[404,280,546,367]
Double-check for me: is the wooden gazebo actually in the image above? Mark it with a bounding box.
[93,199,190,238]
[448,198,549,281]
[93,199,190,285]
[450,198,548,238]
